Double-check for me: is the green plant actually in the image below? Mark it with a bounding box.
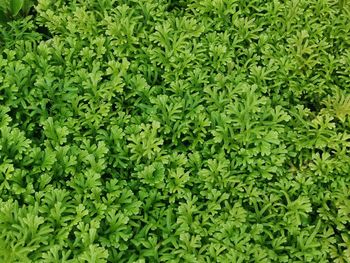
[0,0,350,262]
[0,0,34,22]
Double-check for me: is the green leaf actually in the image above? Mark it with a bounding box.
[21,0,33,15]
[9,0,24,16]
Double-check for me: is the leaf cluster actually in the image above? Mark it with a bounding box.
[0,0,350,262]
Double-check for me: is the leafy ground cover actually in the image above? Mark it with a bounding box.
[1,0,350,262]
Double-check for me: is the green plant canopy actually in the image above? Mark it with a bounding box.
[0,0,350,262]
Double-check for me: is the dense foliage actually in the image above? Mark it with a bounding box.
[1,0,350,262]
[0,0,34,22]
